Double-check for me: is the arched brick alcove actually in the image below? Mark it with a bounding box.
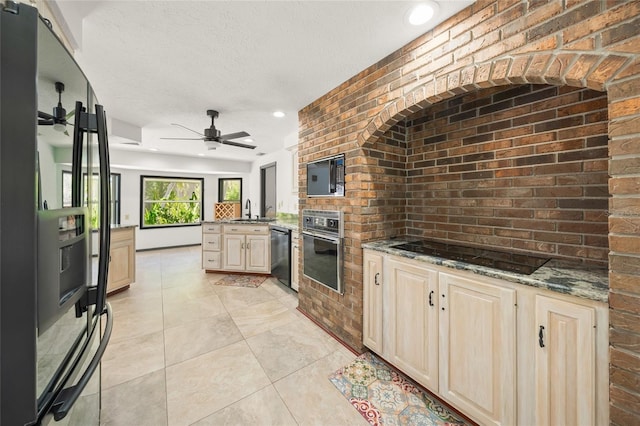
[298,3,640,422]
[359,52,626,149]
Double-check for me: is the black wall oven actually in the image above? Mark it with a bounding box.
[302,210,343,294]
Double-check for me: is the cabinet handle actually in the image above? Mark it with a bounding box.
[428,290,434,307]
[241,243,245,249]
[374,272,380,286]
[538,325,545,348]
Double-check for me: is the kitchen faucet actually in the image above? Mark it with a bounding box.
[245,199,252,219]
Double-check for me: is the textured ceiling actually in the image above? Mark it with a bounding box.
[51,0,474,162]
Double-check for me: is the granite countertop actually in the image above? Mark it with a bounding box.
[270,221,299,233]
[111,224,138,230]
[363,239,609,303]
[202,219,299,233]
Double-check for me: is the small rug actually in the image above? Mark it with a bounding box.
[329,352,467,426]
[214,274,268,288]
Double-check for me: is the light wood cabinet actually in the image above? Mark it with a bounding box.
[439,272,516,426]
[202,224,222,270]
[362,249,608,426]
[291,231,300,291]
[107,226,136,295]
[386,257,439,390]
[223,234,245,271]
[362,250,383,353]
[203,223,270,274]
[245,234,270,272]
[534,295,596,426]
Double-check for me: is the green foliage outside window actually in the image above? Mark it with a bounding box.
[219,178,242,202]
[142,177,203,228]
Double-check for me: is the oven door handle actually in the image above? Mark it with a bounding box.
[302,230,340,243]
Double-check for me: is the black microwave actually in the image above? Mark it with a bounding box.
[307,154,345,197]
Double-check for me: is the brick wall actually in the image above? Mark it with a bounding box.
[401,84,609,264]
[297,1,640,422]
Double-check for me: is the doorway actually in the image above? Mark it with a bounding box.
[260,162,276,218]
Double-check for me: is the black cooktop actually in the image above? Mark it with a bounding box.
[391,240,550,275]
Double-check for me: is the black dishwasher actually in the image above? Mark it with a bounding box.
[270,225,291,287]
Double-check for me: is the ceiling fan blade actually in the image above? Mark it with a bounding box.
[66,110,75,119]
[38,110,53,120]
[38,120,54,125]
[219,131,250,141]
[159,137,204,141]
[221,140,256,149]
[171,123,205,137]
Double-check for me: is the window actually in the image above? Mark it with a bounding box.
[62,171,121,228]
[141,176,203,228]
[218,178,242,202]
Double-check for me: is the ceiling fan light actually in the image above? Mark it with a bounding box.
[205,141,222,150]
[53,122,66,132]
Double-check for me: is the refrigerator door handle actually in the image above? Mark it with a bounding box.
[71,101,84,208]
[94,104,111,316]
[50,302,113,421]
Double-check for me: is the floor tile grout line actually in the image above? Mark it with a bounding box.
[160,253,170,426]
[102,247,362,426]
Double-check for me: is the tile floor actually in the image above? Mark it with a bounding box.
[100,245,368,426]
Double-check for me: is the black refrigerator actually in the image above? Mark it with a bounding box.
[1,3,113,424]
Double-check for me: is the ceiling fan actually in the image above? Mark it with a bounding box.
[38,81,74,135]
[161,110,255,150]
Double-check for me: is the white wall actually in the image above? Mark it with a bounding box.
[37,140,61,209]
[246,132,299,215]
[51,135,299,250]
[116,168,251,250]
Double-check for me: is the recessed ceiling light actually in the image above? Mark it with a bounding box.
[149,148,159,152]
[197,153,205,157]
[244,138,254,143]
[273,111,285,118]
[408,2,438,26]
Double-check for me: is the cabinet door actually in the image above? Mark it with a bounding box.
[291,233,300,291]
[223,234,245,271]
[245,234,269,272]
[535,295,596,426]
[107,230,135,294]
[439,273,516,426]
[363,250,384,353]
[386,257,439,390]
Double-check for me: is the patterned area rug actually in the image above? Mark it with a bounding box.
[329,352,467,426]
[214,274,268,288]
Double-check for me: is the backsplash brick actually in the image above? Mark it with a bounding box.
[399,85,609,264]
[297,2,640,421]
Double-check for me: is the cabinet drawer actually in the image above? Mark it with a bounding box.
[223,225,269,235]
[202,223,221,233]
[202,251,221,269]
[111,227,134,243]
[202,233,221,250]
